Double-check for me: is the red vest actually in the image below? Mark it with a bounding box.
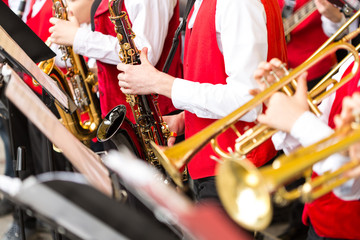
[94,0,181,120]
[278,0,336,81]
[26,0,53,42]
[23,0,54,95]
[2,0,8,6]
[302,61,360,239]
[183,0,287,179]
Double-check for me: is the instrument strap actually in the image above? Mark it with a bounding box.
[162,0,196,73]
[90,0,102,31]
[282,0,297,19]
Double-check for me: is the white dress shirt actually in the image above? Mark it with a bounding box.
[171,0,267,121]
[73,0,177,66]
[272,56,360,200]
[321,13,360,41]
[8,0,35,21]
[321,14,347,38]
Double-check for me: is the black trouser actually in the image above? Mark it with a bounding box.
[307,74,325,91]
[192,176,221,202]
[307,223,346,240]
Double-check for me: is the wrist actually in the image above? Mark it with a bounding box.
[155,71,175,98]
[325,11,343,23]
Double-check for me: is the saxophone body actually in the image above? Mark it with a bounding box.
[97,0,170,167]
[38,0,101,142]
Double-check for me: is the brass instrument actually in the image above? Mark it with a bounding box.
[151,12,360,188]
[97,0,171,167]
[38,0,101,142]
[216,120,360,231]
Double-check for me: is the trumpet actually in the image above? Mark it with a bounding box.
[151,26,360,188]
[216,120,360,231]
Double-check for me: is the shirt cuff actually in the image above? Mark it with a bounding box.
[272,131,301,154]
[73,28,87,56]
[171,78,260,121]
[333,178,360,201]
[290,111,334,147]
[172,78,197,110]
[321,14,346,38]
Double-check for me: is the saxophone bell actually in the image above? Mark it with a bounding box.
[97,105,127,142]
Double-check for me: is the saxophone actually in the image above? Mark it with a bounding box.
[97,0,171,167]
[38,0,101,142]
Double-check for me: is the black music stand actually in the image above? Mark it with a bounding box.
[0,2,76,113]
[0,1,55,63]
[0,7,76,239]
[0,172,179,240]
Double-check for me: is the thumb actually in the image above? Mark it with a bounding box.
[249,88,261,96]
[167,137,176,146]
[256,113,267,125]
[49,17,58,25]
[68,15,79,25]
[294,72,308,100]
[140,47,150,65]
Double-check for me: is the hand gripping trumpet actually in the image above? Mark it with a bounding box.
[216,117,360,231]
[38,0,101,143]
[151,14,360,188]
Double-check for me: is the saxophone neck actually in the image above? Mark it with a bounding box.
[109,0,140,65]
[53,0,68,20]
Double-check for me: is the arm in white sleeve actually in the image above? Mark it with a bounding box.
[333,177,360,201]
[271,54,354,154]
[271,93,335,154]
[290,110,360,200]
[290,111,334,147]
[8,0,21,12]
[73,0,176,66]
[73,28,120,65]
[313,152,360,201]
[321,14,347,38]
[171,0,267,121]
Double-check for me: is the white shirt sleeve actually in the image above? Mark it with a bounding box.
[171,0,267,121]
[333,177,360,201]
[8,0,21,12]
[73,0,176,66]
[321,14,347,38]
[271,54,356,153]
[271,93,335,153]
[290,111,334,147]
[287,111,360,201]
[73,28,120,65]
[270,55,360,200]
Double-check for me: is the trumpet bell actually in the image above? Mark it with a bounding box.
[216,158,272,231]
[151,141,184,188]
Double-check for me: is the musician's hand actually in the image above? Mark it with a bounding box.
[163,112,185,146]
[315,0,343,23]
[49,15,80,46]
[253,58,287,92]
[257,72,309,133]
[117,47,175,98]
[334,92,360,179]
[334,93,360,129]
